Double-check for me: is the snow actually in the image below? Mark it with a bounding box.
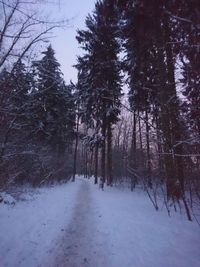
[0,192,16,205]
[0,177,200,267]
[0,182,79,267]
[92,184,200,267]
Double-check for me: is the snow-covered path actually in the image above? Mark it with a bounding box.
[50,179,110,267]
[0,177,200,267]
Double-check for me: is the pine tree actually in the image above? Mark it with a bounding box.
[0,61,37,185]
[76,0,122,186]
[0,60,33,156]
[177,0,200,137]
[32,45,75,154]
[0,68,13,160]
[121,0,186,198]
[122,0,155,188]
[10,60,32,135]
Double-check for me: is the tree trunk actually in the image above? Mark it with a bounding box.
[145,109,152,188]
[138,111,143,150]
[154,109,163,173]
[94,143,99,184]
[164,14,184,193]
[72,115,79,182]
[130,111,137,190]
[85,147,88,178]
[155,15,175,199]
[107,122,113,186]
[101,118,106,188]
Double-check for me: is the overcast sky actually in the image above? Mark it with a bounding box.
[47,0,96,83]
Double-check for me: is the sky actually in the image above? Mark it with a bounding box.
[47,0,96,83]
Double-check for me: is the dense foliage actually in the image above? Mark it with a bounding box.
[0,46,75,187]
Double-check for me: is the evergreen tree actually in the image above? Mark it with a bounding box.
[0,60,32,156]
[177,0,200,137]
[121,0,185,198]
[10,60,32,137]
[0,61,37,185]
[0,68,13,160]
[32,45,75,154]
[122,0,157,188]
[76,0,122,186]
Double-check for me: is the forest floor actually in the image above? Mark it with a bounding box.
[0,177,200,267]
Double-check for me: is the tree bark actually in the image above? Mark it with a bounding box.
[101,117,106,188]
[145,109,152,188]
[94,143,99,184]
[155,14,175,199]
[164,14,184,193]
[130,111,137,190]
[107,122,113,186]
[138,111,143,150]
[72,115,79,182]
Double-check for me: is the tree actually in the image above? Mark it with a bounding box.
[122,0,155,188]
[177,0,200,137]
[0,0,64,70]
[0,68,13,160]
[76,0,122,186]
[0,0,70,187]
[32,45,75,154]
[121,0,186,197]
[119,0,194,220]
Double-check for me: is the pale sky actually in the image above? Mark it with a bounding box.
[48,0,96,83]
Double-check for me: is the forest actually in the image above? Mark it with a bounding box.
[0,0,199,224]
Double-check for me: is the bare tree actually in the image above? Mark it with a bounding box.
[0,0,66,70]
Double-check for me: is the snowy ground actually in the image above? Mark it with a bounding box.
[0,177,200,267]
